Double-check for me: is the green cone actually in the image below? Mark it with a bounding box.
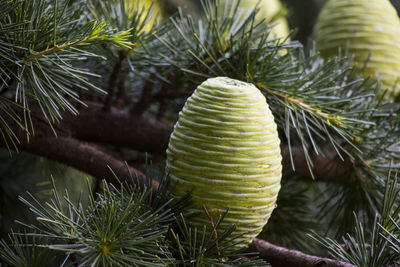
[219,0,289,40]
[314,0,400,96]
[166,77,282,249]
[125,0,164,32]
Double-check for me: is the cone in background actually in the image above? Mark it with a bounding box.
[166,77,282,249]
[314,0,400,96]
[125,0,164,32]
[220,0,289,40]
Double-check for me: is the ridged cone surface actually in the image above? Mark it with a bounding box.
[314,0,400,95]
[220,0,289,40]
[166,77,282,249]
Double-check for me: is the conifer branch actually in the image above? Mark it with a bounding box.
[27,26,132,60]
[66,103,173,154]
[310,174,400,266]
[248,238,356,267]
[0,133,149,187]
[0,101,362,186]
[131,73,156,115]
[259,86,343,126]
[103,51,128,112]
[281,145,351,183]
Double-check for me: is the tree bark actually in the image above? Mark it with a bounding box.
[281,145,352,183]
[248,238,355,267]
[0,102,164,187]
[65,104,173,154]
[0,101,356,185]
[0,132,154,188]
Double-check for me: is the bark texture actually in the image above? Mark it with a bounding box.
[0,101,355,185]
[249,238,356,267]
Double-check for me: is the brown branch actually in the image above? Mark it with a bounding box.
[349,157,364,183]
[28,34,119,60]
[66,104,173,154]
[116,67,128,107]
[0,102,160,187]
[12,101,172,155]
[103,51,127,112]
[0,101,358,185]
[68,104,350,182]
[28,42,78,60]
[155,81,170,119]
[281,145,352,183]
[131,74,156,115]
[131,79,195,116]
[152,86,194,102]
[2,132,156,188]
[248,238,355,267]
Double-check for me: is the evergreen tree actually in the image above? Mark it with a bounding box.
[0,0,399,266]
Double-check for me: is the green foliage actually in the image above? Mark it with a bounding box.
[0,149,94,239]
[315,100,400,236]
[86,0,157,41]
[310,173,400,266]
[0,233,54,267]
[260,180,319,252]
[170,214,268,266]
[0,172,268,266]
[18,179,174,266]
[0,0,132,146]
